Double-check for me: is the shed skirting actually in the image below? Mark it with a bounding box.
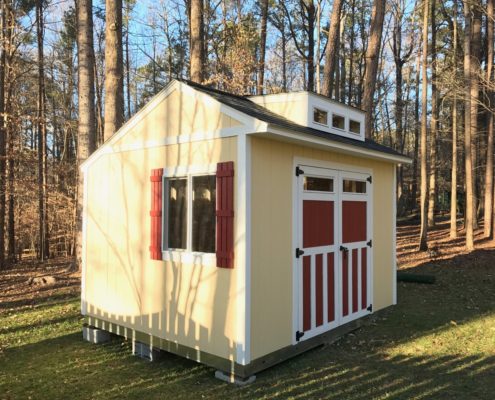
[84,311,390,378]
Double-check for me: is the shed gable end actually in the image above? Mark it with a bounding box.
[111,87,243,151]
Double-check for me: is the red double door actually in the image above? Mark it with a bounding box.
[296,166,372,342]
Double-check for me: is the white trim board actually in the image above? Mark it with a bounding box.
[392,166,397,305]
[235,133,251,365]
[80,169,89,315]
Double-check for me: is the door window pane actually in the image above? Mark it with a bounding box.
[167,178,187,249]
[343,179,367,193]
[304,176,334,192]
[192,175,216,253]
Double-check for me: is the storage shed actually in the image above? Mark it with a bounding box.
[81,79,410,380]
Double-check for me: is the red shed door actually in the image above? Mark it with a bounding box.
[296,166,339,341]
[296,166,372,342]
[339,171,372,325]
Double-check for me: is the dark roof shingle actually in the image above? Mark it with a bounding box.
[179,79,407,160]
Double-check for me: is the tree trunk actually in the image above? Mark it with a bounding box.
[0,0,6,269]
[419,0,429,251]
[306,0,315,92]
[257,0,268,95]
[322,0,343,98]
[76,0,97,271]
[463,0,474,250]
[36,0,49,260]
[428,0,438,227]
[348,0,356,105]
[190,0,204,83]
[485,0,494,238]
[124,1,131,119]
[362,0,386,139]
[411,47,421,212]
[450,0,459,239]
[470,3,481,231]
[104,0,124,140]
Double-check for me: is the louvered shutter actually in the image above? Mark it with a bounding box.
[216,162,234,268]
[149,168,164,260]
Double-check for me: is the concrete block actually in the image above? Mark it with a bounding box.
[214,370,256,386]
[133,341,164,362]
[83,325,111,344]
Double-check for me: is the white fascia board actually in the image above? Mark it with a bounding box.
[252,125,412,165]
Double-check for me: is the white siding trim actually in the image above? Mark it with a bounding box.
[81,169,88,315]
[392,167,397,305]
[235,133,251,365]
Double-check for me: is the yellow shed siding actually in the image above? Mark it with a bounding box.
[84,134,240,360]
[249,136,395,360]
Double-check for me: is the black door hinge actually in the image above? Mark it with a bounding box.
[296,330,305,341]
[340,245,349,254]
[367,176,372,184]
[367,239,372,248]
[296,166,304,176]
[296,248,305,258]
[367,304,373,312]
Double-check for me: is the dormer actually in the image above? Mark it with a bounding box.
[249,92,365,142]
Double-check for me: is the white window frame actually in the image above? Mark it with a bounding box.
[161,164,217,267]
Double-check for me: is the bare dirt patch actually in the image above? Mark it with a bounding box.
[0,257,80,314]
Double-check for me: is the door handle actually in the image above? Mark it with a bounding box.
[340,245,349,253]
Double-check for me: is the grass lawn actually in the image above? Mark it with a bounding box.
[1,221,495,399]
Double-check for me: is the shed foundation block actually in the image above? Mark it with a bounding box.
[133,340,164,362]
[82,325,111,344]
[214,370,256,386]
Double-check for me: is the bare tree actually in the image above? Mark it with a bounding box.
[322,0,343,98]
[484,0,494,238]
[362,0,386,138]
[104,0,124,140]
[418,0,429,251]
[463,0,474,250]
[427,0,438,227]
[36,0,49,260]
[189,0,205,83]
[257,0,269,94]
[450,0,459,239]
[76,0,97,270]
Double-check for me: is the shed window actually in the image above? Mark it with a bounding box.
[332,114,345,130]
[349,119,361,134]
[343,179,367,194]
[165,175,216,253]
[192,175,216,253]
[304,176,334,192]
[167,178,188,249]
[313,108,328,125]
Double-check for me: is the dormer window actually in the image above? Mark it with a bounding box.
[313,108,328,125]
[349,119,361,134]
[332,114,345,130]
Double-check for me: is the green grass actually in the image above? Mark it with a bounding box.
[1,253,494,399]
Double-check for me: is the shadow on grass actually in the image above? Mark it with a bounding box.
[1,248,494,399]
[1,330,493,400]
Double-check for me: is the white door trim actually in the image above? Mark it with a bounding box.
[292,158,374,344]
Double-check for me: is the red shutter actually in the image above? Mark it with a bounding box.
[216,162,234,268]
[149,168,164,260]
